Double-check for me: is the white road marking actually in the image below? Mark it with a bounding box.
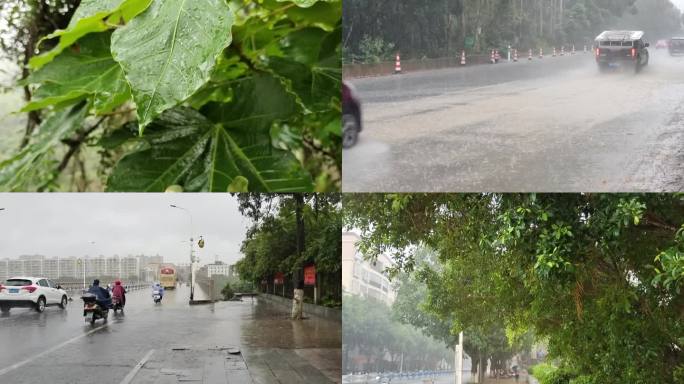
[119,349,155,384]
[0,322,108,376]
[0,290,155,377]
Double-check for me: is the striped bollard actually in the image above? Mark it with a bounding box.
[394,54,402,74]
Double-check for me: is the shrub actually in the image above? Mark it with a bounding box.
[544,369,573,384]
[529,363,557,382]
[221,283,234,301]
[570,375,594,384]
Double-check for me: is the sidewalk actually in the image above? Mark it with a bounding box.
[125,296,340,384]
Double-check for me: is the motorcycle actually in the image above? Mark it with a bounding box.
[112,295,124,313]
[152,290,162,304]
[81,293,108,325]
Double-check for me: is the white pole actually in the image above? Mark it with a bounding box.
[456,331,463,384]
[400,352,404,373]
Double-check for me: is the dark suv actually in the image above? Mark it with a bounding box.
[595,30,649,73]
[342,81,362,148]
[669,37,684,56]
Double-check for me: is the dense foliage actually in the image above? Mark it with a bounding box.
[0,0,341,191]
[234,193,341,290]
[343,293,454,374]
[343,0,683,62]
[344,194,684,383]
[390,247,533,382]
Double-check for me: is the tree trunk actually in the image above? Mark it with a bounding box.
[291,194,306,319]
[478,355,485,382]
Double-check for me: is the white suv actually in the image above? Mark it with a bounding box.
[0,277,69,313]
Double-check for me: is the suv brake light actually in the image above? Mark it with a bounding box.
[21,286,38,293]
[595,47,600,56]
[0,284,4,292]
[631,48,636,58]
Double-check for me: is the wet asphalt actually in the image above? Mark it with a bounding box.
[343,50,684,192]
[0,285,341,383]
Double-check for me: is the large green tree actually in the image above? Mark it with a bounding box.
[343,0,682,62]
[344,194,684,383]
[235,193,342,310]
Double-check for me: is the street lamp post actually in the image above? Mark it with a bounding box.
[170,204,197,301]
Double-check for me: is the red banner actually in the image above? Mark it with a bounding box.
[304,265,316,286]
[274,272,284,285]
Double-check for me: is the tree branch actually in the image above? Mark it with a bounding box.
[56,117,106,173]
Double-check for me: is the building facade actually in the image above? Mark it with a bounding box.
[342,231,396,305]
[0,255,145,281]
[206,262,231,277]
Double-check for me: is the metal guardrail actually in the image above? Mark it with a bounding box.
[60,282,149,296]
[342,371,453,383]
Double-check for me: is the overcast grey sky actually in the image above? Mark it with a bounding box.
[0,194,252,265]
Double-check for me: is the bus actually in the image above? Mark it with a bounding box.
[159,267,176,289]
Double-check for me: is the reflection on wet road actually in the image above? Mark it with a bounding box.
[0,285,340,383]
[343,51,684,192]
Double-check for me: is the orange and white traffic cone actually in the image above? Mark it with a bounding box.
[513,49,518,62]
[491,50,495,64]
[539,47,543,59]
[561,46,565,56]
[553,47,557,57]
[528,49,532,61]
[460,50,466,65]
[394,54,402,74]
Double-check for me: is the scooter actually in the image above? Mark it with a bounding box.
[112,295,124,313]
[81,293,108,325]
[152,290,162,304]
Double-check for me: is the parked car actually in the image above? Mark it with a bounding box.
[342,81,362,148]
[0,277,68,313]
[655,39,669,49]
[669,37,684,56]
[595,30,649,73]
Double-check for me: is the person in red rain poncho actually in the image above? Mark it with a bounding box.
[112,280,126,307]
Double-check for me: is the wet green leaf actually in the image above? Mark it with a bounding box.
[111,0,234,132]
[22,33,130,114]
[106,107,312,192]
[0,104,87,191]
[29,0,153,70]
[227,176,249,192]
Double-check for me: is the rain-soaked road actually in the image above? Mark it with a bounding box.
[343,50,684,192]
[0,285,340,383]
